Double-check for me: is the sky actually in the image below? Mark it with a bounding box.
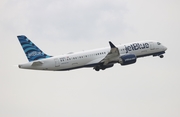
[0,0,180,117]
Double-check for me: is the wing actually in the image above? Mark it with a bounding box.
[100,41,121,65]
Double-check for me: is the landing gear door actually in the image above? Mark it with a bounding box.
[54,58,60,67]
[150,42,155,50]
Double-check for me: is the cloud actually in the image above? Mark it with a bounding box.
[0,0,128,41]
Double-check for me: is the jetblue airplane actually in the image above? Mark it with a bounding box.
[17,35,167,71]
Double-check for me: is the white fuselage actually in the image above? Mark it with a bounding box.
[18,40,167,71]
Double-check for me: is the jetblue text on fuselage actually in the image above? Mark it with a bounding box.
[28,51,43,58]
[125,43,149,53]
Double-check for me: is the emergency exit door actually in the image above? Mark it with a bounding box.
[149,42,155,50]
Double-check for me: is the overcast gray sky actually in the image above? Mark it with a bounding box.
[0,0,180,117]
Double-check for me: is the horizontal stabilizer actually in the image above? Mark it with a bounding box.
[31,61,44,66]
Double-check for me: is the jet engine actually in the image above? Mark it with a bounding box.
[120,54,137,65]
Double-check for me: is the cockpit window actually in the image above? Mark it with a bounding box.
[157,42,161,45]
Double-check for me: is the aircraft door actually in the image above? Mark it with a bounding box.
[149,42,155,50]
[54,58,60,67]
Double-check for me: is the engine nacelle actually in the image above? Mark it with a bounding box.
[120,54,137,65]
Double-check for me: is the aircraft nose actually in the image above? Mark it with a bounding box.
[164,46,167,51]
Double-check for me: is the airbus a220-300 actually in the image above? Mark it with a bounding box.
[17,35,167,71]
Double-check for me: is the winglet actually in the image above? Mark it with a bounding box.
[109,41,116,48]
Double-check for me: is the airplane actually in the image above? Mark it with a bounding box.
[17,35,167,71]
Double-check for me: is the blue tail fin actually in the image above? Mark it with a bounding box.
[17,35,52,62]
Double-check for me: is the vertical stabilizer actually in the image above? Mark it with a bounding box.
[17,35,52,62]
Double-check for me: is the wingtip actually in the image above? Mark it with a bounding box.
[17,35,27,40]
[109,41,116,48]
[17,35,27,38]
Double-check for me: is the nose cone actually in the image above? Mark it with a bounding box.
[164,46,167,51]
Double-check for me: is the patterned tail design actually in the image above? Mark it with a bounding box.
[17,35,52,62]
